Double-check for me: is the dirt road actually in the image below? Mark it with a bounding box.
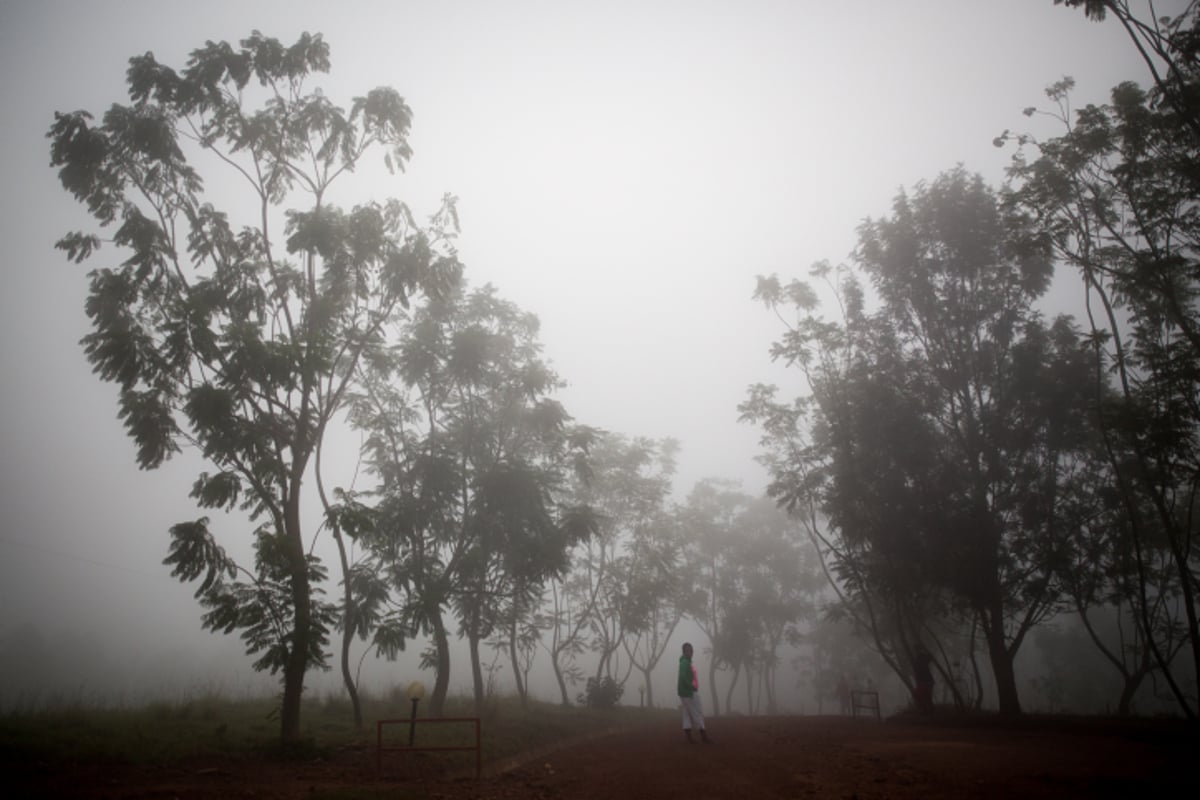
[16,714,1198,798]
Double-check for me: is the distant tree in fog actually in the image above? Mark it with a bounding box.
[47,31,461,742]
[536,434,676,705]
[743,352,972,708]
[578,435,676,692]
[350,282,596,714]
[678,480,816,715]
[748,168,1099,715]
[729,496,823,714]
[618,505,689,709]
[678,478,745,716]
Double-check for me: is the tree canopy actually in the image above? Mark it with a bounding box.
[49,31,462,741]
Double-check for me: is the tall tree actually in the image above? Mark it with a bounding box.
[750,168,1098,714]
[731,496,822,714]
[618,508,689,709]
[351,282,594,714]
[742,290,977,709]
[567,434,677,691]
[1003,70,1200,717]
[48,32,460,742]
[680,478,748,716]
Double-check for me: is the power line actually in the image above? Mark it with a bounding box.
[0,536,161,579]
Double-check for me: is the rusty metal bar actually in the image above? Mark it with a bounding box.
[376,716,482,779]
[851,690,881,720]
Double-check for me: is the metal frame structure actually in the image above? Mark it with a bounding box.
[851,690,881,720]
[376,716,482,778]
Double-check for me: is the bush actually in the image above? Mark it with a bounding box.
[578,677,624,709]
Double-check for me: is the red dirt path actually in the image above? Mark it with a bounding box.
[14,714,1198,799]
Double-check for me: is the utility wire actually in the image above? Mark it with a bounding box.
[0,535,161,579]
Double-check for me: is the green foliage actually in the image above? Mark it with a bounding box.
[677,481,819,714]
[49,30,462,742]
[1002,46,1200,717]
[349,282,593,713]
[0,693,668,773]
[577,676,624,708]
[748,167,1104,715]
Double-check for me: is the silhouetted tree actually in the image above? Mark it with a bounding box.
[679,478,746,716]
[618,508,689,709]
[565,434,676,694]
[1003,69,1200,717]
[48,31,460,742]
[350,282,594,714]
[749,168,1098,715]
[1055,0,1200,143]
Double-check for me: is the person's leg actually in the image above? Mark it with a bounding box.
[691,695,711,743]
[680,697,694,741]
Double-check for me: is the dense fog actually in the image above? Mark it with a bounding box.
[1,0,1193,726]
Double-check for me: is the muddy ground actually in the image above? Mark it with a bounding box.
[12,713,1198,798]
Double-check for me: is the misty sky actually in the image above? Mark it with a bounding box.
[0,0,1163,702]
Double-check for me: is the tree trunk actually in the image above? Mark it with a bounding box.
[339,610,361,728]
[468,629,485,713]
[1116,676,1139,717]
[1168,537,1200,719]
[429,609,451,717]
[724,662,739,715]
[763,660,776,714]
[708,656,721,717]
[508,611,527,708]
[334,529,362,729]
[981,601,1021,715]
[551,649,572,706]
[281,497,312,743]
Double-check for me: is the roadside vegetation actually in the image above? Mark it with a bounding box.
[0,690,670,769]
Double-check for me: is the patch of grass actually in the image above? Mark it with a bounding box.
[0,693,284,764]
[0,689,671,771]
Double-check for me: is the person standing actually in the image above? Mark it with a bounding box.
[677,642,711,743]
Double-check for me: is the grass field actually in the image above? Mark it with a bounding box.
[0,689,671,769]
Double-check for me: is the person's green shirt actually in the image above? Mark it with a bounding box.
[678,655,695,698]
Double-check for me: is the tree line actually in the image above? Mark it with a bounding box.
[743,0,1200,718]
[49,3,1200,743]
[47,30,824,743]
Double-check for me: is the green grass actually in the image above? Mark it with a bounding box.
[0,689,671,769]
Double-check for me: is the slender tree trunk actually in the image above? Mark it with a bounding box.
[968,619,985,710]
[763,660,776,714]
[551,649,571,706]
[640,665,654,708]
[708,656,721,717]
[281,495,312,743]
[469,629,485,713]
[1116,677,1140,717]
[725,662,739,715]
[429,609,451,717]
[1167,540,1200,719]
[333,529,362,729]
[339,610,361,728]
[981,600,1021,715]
[508,610,527,708]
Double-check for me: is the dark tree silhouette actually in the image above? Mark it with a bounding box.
[1003,67,1200,718]
[48,31,461,742]
[749,169,1099,715]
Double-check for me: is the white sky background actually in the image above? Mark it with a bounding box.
[0,0,1166,704]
